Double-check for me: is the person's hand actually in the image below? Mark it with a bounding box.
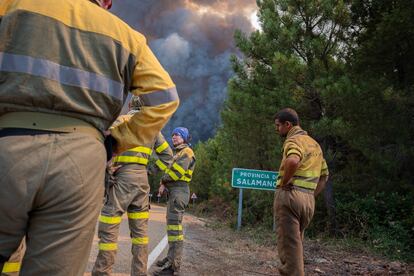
[158,184,166,195]
[281,183,293,191]
[111,165,122,174]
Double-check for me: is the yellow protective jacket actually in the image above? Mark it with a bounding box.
[0,0,179,152]
[161,144,195,184]
[112,113,173,172]
[277,126,329,190]
[151,136,174,174]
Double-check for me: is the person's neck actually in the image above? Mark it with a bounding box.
[286,125,305,139]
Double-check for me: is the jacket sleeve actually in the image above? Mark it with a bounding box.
[283,140,303,160]
[152,133,173,174]
[0,0,12,22]
[110,39,179,153]
[161,148,194,183]
[0,0,12,16]
[321,159,329,176]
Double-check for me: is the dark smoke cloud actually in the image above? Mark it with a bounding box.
[112,0,257,142]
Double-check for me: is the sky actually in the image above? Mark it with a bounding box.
[111,0,259,142]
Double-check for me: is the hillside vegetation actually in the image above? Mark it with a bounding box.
[188,0,414,262]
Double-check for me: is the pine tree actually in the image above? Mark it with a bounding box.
[218,0,352,231]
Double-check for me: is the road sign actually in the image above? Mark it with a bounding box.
[191,193,197,204]
[231,168,278,191]
[231,168,279,230]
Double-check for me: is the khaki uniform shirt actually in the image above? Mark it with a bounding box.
[277,126,329,190]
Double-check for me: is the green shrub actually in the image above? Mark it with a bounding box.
[310,191,414,261]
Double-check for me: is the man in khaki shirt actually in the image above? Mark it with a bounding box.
[274,108,329,276]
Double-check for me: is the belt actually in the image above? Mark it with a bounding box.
[276,184,314,194]
[0,112,103,142]
[0,128,64,137]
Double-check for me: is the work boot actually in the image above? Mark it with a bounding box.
[155,257,169,267]
[153,266,175,276]
[153,260,179,276]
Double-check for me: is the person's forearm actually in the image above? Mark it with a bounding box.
[281,156,300,186]
[314,175,328,197]
[158,183,166,195]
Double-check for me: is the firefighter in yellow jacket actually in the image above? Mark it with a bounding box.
[155,127,196,275]
[0,0,179,275]
[92,96,173,276]
[273,108,329,276]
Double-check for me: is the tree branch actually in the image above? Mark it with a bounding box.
[292,43,308,62]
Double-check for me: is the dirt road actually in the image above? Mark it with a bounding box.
[83,205,413,275]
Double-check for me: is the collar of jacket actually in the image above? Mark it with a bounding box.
[286,126,307,139]
[174,143,189,151]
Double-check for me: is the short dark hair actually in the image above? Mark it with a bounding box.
[274,108,299,126]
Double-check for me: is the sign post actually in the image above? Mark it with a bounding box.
[231,168,278,230]
[237,188,243,231]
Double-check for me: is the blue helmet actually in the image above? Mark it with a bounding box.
[172,127,190,143]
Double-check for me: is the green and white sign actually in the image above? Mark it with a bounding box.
[231,168,278,191]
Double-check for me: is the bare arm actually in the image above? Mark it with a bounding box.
[314,175,328,197]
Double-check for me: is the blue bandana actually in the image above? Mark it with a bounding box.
[172,127,190,143]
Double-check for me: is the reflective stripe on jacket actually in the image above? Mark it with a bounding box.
[113,146,153,166]
[112,112,172,167]
[0,0,179,152]
[153,134,174,173]
[277,126,329,190]
[161,144,195,183]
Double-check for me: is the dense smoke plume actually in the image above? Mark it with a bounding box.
[112,0,257,142]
